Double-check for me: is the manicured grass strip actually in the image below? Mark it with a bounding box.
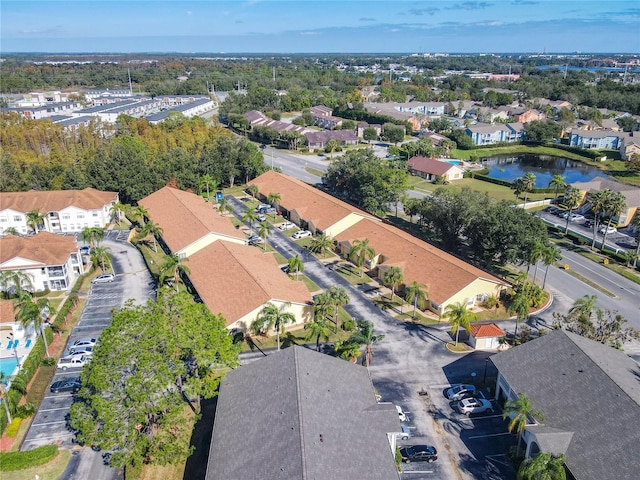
[1,449,71,480]
[0,445,58,471]
[306,167,325,177]
[300,275,321,293]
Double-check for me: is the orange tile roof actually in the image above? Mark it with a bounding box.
[138,186,243,252]
[0,300,16,324]
[470,323,506,338]
[335,219,508,306]
[187,241,312,326]
[0,187,117,212]
[0,232,77,268]
[249,171,375,232]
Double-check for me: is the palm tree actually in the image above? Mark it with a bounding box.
[631,212,640,268]
[562,186,582,235]
[109,202,129,226]
[14,291,50,357]
[521,172,536,208]
[405,281,428,319]
[26,209,47,234]
[349,238,376,278]
[251,302,296,351]
[217,196,232,216]
[444,302,477,346]
[568,294,598,323]
[325,139,339,159]
[508,291,530,339]
[139,219,163,253]
[159,254,191,292]
[588,189,610,248]
[382,266,404,300]
[518,453,567,480]
[348,319,385,368]
[541,244,562,289]
[80,227,105,248]
[548,174,566,202]
[90,246,112,272]
[527,241,546,284]
[257,221,272,251]
[304,314,331,352]
[308,234,336,258]
[334,339,362,362]
[2,227,20,236]
[133,205,149,227]
[503,393,545,457]
[241,208,258,234]
[599,191,626,253]
[246,184,259,199]
[0,270,34,294]
[325,285,350,331]
[0,373,13,424]
[199,174,217,203]
[267,192,281,221]
[287,255,304,281]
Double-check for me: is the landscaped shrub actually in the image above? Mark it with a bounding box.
[41,357,56,367]
[15,403,36,418]
[5,418,21,437]
[0,444,58,471]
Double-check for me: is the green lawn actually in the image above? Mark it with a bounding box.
[331,263,373,286]
[410,177,548,203]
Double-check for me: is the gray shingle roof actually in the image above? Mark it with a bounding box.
[205,346,400,480]
[491,330,640,480]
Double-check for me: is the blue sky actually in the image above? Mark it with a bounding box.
[1,1,639,53]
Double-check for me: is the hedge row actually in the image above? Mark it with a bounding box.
[0,444,58,471]
[50,273,86,333]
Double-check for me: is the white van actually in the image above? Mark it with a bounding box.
[57,355,90,370]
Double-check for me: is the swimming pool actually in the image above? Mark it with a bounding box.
[447,160,462,166]
[0,357,19,381]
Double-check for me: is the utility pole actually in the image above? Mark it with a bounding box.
[128,68,133,95]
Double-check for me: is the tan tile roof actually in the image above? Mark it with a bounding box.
[470,323,506,338]
[187,241,312,326]
[0,300,16,324]
[0,187,117,212]
[138,186,243,252]
[335,219,507,306]
[249,171,374,232]
[0,232,76,268]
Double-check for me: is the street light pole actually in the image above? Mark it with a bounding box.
[483,358,489,386]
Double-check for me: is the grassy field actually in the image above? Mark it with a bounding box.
[6,448,71,480]
[409,176,548,203]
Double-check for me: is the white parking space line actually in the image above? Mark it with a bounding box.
[468,432,513,440]
[31,420,68,427]
[39,406,72,411]
[22,432,74,443]
[402,470,435,474]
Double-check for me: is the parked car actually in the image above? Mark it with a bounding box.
[399,445,438,463]
[292,230,312,239]
[397,424,411,440]
[57,355,90,370]
[569,214,585,222]
[278,221,295,231]
[444,384,476,401]
[257,214,267,222]
[584,220,594,228]
[69,345,94,356]
[256,203,270,211]
[396,405,408,422]
[72,337,97,347]
[50,377,81,393]
[247,235,263,245]
[259,206,276,214]
[79,246,91,255]
[280,265,290,273]
[453,398,494,415]
[92,273,115,283]
[600,226,617,234]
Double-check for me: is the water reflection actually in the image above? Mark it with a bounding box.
[481,154,605,187]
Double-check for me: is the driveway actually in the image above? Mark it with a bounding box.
[20,229,153,479]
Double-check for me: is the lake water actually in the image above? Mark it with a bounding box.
[480,154,605,188]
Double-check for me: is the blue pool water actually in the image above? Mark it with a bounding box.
[447,160,463,166]
[0,357,19,381]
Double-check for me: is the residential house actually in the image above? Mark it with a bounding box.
[146,97,215,124]
[334,219,509,316]
[243,110,310,135]
[568,129,624,150]
[309,105,333,117]
[363,102,424,131]
[621,131,640,160]
[313,115,343,130]
[205,346,401,480]
[469,323,505,350]
[420,131,448,146]
[0,188,118,235]
[465,123,518,145]
[1,101,82,120]
[356,121,382,139]
[304,130,358,151]
[511,109,545,124]
[0,232,84,292]
[570,177,639,227]
[491,330,640,480]
[407,156,464,182]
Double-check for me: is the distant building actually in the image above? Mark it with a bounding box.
[569,129,624,150]
[407,156,464,182]
[304,130,358,151]
[465,122,524,145]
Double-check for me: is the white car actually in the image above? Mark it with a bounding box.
[92,273,115,283]
[454,398,494,415]
[599,226,617,235]
[396,405,408,422]
[278,221,295,231]
[568,214,585,222]
[292,230,312,239]
[72,337,97,347]
[444,384,476,401]
[57,355,90,370]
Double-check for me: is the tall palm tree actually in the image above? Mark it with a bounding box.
[508,291,530,338]
[325,285,350,331]
[287,255,304,281]
[217,196,232,216]
[405,281,428,319]
[382,266,404,300]
[14,291,50,357]
[527,241,546,284]
[503,393,545,458]
[0,270,34,294]
[109,202,129,226]
[80,227,105,248]
[159,254,191,292]
[568,294,598,323]
[562,186,582,235]
[349,238,376,278]
[308,234,336,258]
[325,139,339,159]
[518,453,566,480]
[548,174,566,202]
[444,302,477,346]
[257,221,272,251]
[26,209,47,234]
[267,192,281,221]
[348,319,385,368]
[241,208,258,234]
[541,244,562,289]
[588,189,610,248]
[521,172,536,208]
[139,219,163,253]
[133,205,149,227]
[251,302,295,351]
[246,184,259,199]
[199,174,217,203]
[304,314,331,352]
[90,246,112,272]
[599,191,626,253]
[631,212,640,268]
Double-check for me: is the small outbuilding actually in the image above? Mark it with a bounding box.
[469,323,505,350]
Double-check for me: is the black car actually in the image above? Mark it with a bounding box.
[399,445,438,463]
[50,377,81,393]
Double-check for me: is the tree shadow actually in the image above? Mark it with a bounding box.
[182,396,218,480]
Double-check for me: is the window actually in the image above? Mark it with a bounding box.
[77,214,85,219]
[13,215,22,222]
[92,211,99,217]
[62,214,71,220]
[0,218,6,223]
